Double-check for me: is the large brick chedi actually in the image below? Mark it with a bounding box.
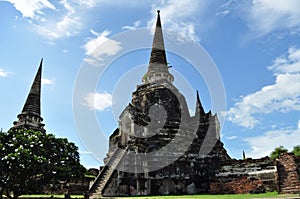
[89,11,230,197]
[90,11,230,198]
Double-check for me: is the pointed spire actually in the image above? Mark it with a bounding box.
[11,59,45,133]
[149,10,167,65]
[195,90,205,116]
[142,10,174,84]
[243,150,246,160]
[21,58,42,116]
[156,10,162,27]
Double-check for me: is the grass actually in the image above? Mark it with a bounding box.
[19,195,84,198]
[102,192,300,199]
[4,192,299,199]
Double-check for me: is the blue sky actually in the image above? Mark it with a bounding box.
[0,0,300,168]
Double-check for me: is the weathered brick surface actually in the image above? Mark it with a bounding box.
[277,153,300,194]
[211,157,278,194]
[296,156,300,179]
[42,178,90,195]
[210,177,264,194]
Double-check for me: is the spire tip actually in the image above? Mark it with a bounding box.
[196,90,200,100]
[39,58,43,67]
[157,10,160,14]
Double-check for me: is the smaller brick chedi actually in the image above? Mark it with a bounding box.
[89,10,230,197]
[11,59,45,133]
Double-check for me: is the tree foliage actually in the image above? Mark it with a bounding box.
[292,145,300,156]
[0,129,86,199]
[270,145,288,160]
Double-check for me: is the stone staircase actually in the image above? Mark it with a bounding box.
[277,153,300,194]
[89,147,127,198]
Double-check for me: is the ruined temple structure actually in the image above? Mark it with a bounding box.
[89,10,231,197]
[10,58,46,133]
[8,11,299,197]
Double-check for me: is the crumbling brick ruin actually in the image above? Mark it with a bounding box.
[277,153,300,194]
[211,157,278,194]
[211,153,300,194]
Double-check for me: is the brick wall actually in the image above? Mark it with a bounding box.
[42,178,91,195]
[277,153,300,194]
[210,177,264,194]
[296,156,300,179]
[211,157,278,194]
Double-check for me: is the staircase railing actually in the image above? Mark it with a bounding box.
[89,146,127,196]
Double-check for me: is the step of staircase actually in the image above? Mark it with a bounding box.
[89,147,127,198]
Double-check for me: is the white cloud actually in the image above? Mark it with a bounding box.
[245,122,300,158]
[218,0,300,37]
[227,47,300,128]
[74,0,151,8]
[77,0,97,8]
[148,0,206,43]
[242,0,300,37]
[0,69,9,77]
[267,47,300,74]
[5,0,84,40]
[34,0,82,40]
[35,15,81,39]
[4,0,155,40]
[216,0,233,17]
[226,135,238,140]
[82,30,122,65]
[61,0,75,14]
[122,20,141,30]
[3,0,55,19]
[216,10,230,17]
[79,150,92,154]
[5,0,206,41]
[42,77,54,85]
[90,29,99,37]
[84,92,112,111]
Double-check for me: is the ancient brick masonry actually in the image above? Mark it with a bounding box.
[297,156,300,181]
[210,177,264,194]
[211,157,278,194]
[210,154,300,195]
[277,153,300,194]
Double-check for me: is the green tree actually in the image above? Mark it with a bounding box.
[0,131,6,199]
[292,145,300,156]
[0,129,86,199]
[270,145,288,160]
